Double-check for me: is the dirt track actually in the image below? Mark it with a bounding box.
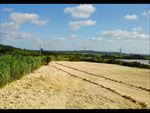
[0,61,149,109]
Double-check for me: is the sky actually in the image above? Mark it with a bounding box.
[0,4,150,54]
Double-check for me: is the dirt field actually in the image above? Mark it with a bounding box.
[0,61,149,109]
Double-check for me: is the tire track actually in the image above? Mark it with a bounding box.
[56,62,150,92]
[49,64,148,109]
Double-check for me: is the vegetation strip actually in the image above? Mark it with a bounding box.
[0,55,48,87]
[49,64,148,109]
[56,62,150,92]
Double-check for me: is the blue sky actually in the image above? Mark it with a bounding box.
[0,4,149,54]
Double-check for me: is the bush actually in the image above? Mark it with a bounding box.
[0,55,47,87]
[69,55,80,61]
[44,56,52,65]
[0,62,11,87]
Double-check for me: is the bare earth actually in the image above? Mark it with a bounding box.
[0,61,149,109]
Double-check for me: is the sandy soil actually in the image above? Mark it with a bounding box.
[0,61,149,109]
[56,61,150,90]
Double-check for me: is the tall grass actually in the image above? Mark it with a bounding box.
[0,55,47,87]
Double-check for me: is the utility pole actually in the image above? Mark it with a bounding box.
[119,47,122,59]
[40,44,42,54]
[84,47,86,51]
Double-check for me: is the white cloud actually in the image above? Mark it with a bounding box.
[0,12,47,47]
[1,31,34,40]
[70,34,77,38]
[3,8,13,12]
[91,37,102,41]
[132,27,142,32]
[108,39,112,42]
[1,31,42,45]
[31,19,48,26]
[69,20,96,30]
[124,14,138,20]
[98,29,149,40]
[9,12,48,26]
[58,37,65,40]
[1,12,48,32]
[64,4,96,19]
[54,34,78,42]
[55,37,65,41]
[142,10,150,17]
[1,22,20,31]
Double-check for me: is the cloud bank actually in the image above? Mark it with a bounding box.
[124,14,138,20]
[64,4,96,19]
[69,20,96,30]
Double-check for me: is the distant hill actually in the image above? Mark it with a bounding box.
[0,44,41,56]
[0,44,149,59]
[0,44,17,53]
[0,44,15,49]
[43,50,149,56]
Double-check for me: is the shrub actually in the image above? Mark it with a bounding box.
[0,55,47,87]
[0,62,11,87]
